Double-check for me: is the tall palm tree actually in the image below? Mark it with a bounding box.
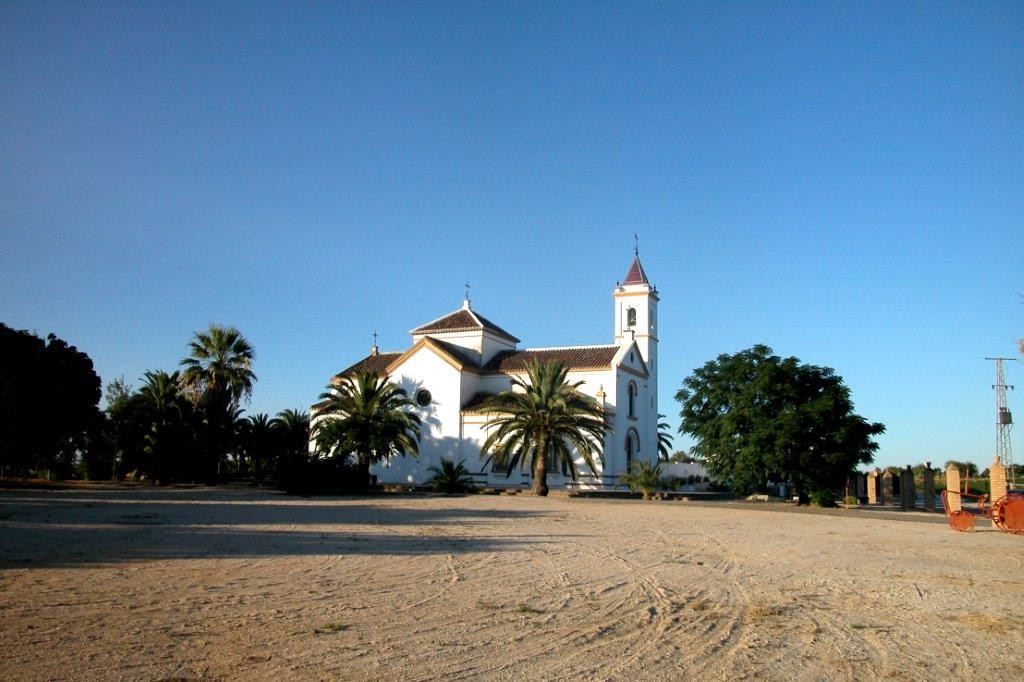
[479,359,609,497]
[179,324,256,483]
[314,371,421,490]
[179,325,256,408]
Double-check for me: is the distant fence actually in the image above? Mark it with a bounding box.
[857,456,1014,512]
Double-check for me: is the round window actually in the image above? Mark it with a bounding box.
[415,389,432,407]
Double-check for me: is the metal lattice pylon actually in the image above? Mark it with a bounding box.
[986,357,1016,489]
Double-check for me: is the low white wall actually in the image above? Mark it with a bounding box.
[660,461,711,491]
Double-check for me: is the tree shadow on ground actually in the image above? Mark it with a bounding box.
[0,487,562,568]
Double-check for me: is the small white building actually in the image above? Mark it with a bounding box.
[327,252,661,489]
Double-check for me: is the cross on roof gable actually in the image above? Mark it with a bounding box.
[334,351,402,379]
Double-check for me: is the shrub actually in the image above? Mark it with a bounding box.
[427,459,476,493]
[809,489,837,507]
[618,460,668,500]
[966,480,990,497]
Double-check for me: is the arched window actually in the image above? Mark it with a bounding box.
[626,307,637,327]
[628,382,637,418]
[625,429,639,468]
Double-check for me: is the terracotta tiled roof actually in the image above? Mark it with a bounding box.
[622,255,649,285]
[462,387,602,414]
[410,306,520,343]
[482,346,618,374]
[335,351,402,378]
[427,338,481,369]
[461,391,498,413]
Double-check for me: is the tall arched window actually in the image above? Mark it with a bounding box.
[626,307,637,328]
[627,382,637,418]
[625,428,639,468]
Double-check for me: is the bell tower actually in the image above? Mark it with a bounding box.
[613,249,659,466]
[613,252,658,370]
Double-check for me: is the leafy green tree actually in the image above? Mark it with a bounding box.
[479,359,609,497]
[618,460,668,499]
[313,371,421,490]
[675,345,884,504]
[0,324,102,478]
[179,324,256,483]
[102,371,202,483]
[103,377,148,479]
[428,458,476,493]
[657,414,674,460]
[943,460,979,477]
[79,411,117,480]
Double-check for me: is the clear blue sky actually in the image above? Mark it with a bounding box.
[2,2,1021,470]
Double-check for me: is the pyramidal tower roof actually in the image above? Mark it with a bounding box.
[409,301,520,343]
[622,254,649,285]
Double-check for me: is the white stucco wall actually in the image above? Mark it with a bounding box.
[371,345,465,485]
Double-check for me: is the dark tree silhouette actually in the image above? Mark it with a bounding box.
[0,323,102,478]
[179,324,256,483]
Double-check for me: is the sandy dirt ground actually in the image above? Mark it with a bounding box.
[1,485,1022,681]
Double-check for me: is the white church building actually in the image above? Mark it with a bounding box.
[328,252,660,489]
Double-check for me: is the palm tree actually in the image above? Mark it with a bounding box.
[479,359,609,497]
[427,458,476,493]
[271,408,311,484]
[314,371,421,490]
[138,370,185,484]
[618,459,667,500]
[179,325,256,408]
[657,414,674,461]
[238,412,276,480]
[179,324,256,483]
[274,409,310,456]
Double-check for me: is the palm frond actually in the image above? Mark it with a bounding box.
[479,359,610,495]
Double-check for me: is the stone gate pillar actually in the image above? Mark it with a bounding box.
[881,469,893,506]
[990,457,1008,505]
[902,465,916,510]
[923,462,936,512]
[855,473,867,501]
[867,469,879,505]
[945,463,962,513]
